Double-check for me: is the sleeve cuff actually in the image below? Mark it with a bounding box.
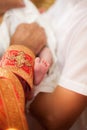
[58,76,87,96]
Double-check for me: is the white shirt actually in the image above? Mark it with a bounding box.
[43,0,87,96]
[27,1,87,130]
[27,0,87,127]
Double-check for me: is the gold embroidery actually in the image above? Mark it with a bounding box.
[7,51,32,68]
[1,45,35,89]
[0,68,29,130]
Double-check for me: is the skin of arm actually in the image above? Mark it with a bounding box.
[0,0,25,14]
[11,23,47,55]
[30,85,87,130]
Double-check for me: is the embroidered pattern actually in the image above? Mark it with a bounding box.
[7,51,32,68]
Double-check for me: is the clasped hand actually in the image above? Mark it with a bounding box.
[11,23,47,55]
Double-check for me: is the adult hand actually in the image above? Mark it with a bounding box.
[11,23,47,55]
[0,0,25,14]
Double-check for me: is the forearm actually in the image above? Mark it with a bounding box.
[30,85,87,130]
